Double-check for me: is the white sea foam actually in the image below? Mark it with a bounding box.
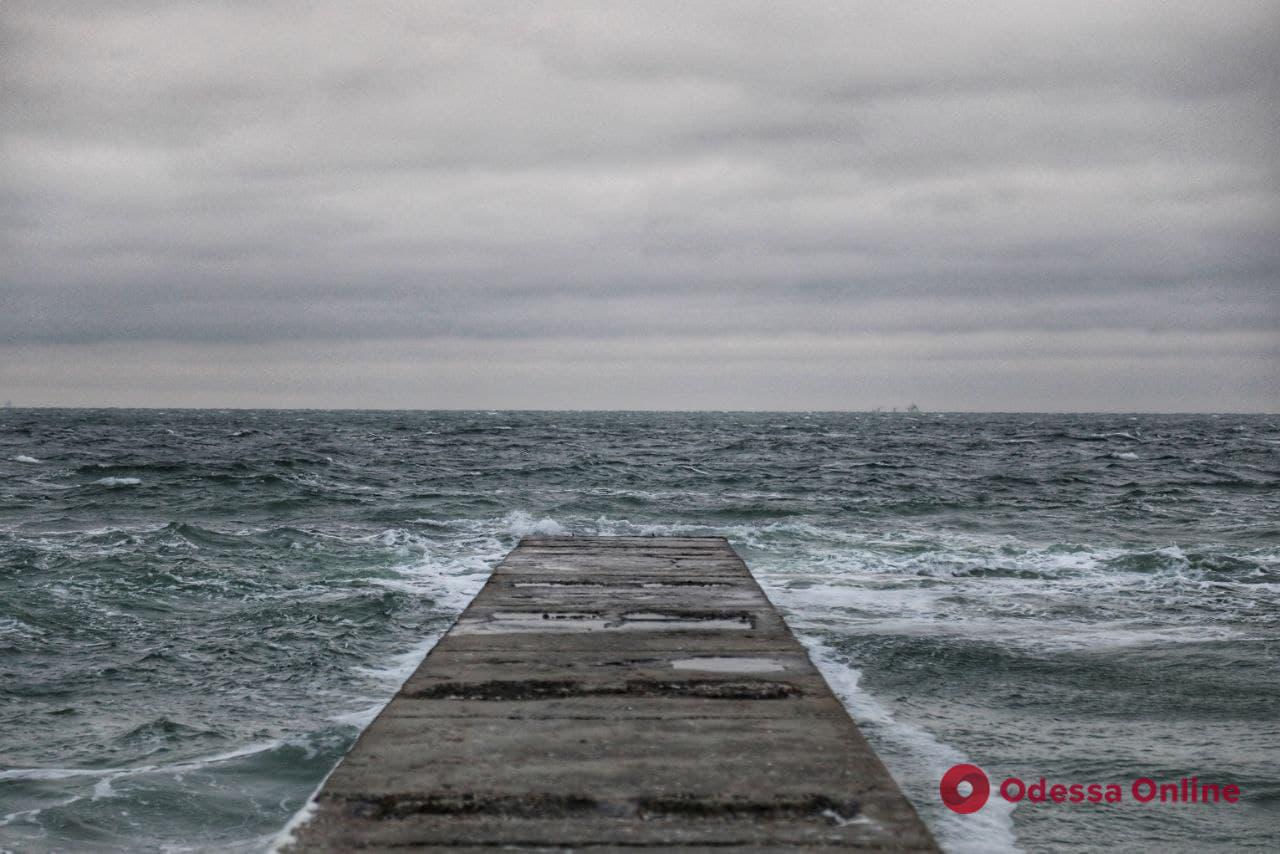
[269,772,329,854]
[94,476,141,487]
[0,793,85,830]
[270,799,321,852]
[328,702,386,730]
[502,510,568,537]
[763,580,1251,653]
[1109,451,1139,461]
[0,739,284,788]
[365,527,429,556]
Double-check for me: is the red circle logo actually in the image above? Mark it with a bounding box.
[940,764,990,813]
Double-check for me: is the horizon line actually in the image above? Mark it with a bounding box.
[3,405,1276,416]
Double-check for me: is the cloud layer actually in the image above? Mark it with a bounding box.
[2,1,1277,409]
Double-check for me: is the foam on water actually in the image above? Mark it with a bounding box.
[0,738,287,795]
[93,476,142,487]
[503,509,569,537]
[25,738,283,775]
[268,793,322,854]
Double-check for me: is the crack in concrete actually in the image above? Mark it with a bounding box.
[339,791,860,824]
[406,679,802,701]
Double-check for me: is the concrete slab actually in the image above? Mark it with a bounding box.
[282,536,937,852]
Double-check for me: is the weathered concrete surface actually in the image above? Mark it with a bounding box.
[284,536,938,851]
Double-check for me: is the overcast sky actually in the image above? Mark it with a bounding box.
[2,1,1277,410]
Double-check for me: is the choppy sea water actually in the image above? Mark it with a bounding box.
[1,410,1277,853]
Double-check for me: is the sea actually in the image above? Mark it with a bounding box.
[1,409,1276,852]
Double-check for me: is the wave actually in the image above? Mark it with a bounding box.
[0,738,285,786]
[501,510,568,537]
[77,461,188,474]
[92,476,141,487]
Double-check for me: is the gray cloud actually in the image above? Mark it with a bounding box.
[1,0,1277,409]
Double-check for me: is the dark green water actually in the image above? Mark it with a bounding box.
[1,410,1277,852]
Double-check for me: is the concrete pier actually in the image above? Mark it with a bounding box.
[284,536,938,851]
